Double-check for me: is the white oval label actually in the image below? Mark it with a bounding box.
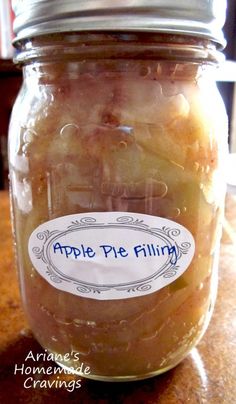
[28,212,195,300]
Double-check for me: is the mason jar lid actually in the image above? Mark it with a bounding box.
[12,0,227,48]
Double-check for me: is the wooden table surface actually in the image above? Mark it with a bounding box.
[0,190,236,404]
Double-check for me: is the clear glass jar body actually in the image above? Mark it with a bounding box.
[9,33,228,381]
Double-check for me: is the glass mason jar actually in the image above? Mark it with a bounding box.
[9,2,228,381]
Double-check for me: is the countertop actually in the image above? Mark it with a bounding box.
[0,190,236,404]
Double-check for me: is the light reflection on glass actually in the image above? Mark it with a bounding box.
[190,348,208,391]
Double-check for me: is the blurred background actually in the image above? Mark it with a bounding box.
[0,0,236,190]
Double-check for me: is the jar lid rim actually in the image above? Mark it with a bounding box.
[12,0,227,48]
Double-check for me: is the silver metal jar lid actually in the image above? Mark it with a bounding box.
[12,0,227,48]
